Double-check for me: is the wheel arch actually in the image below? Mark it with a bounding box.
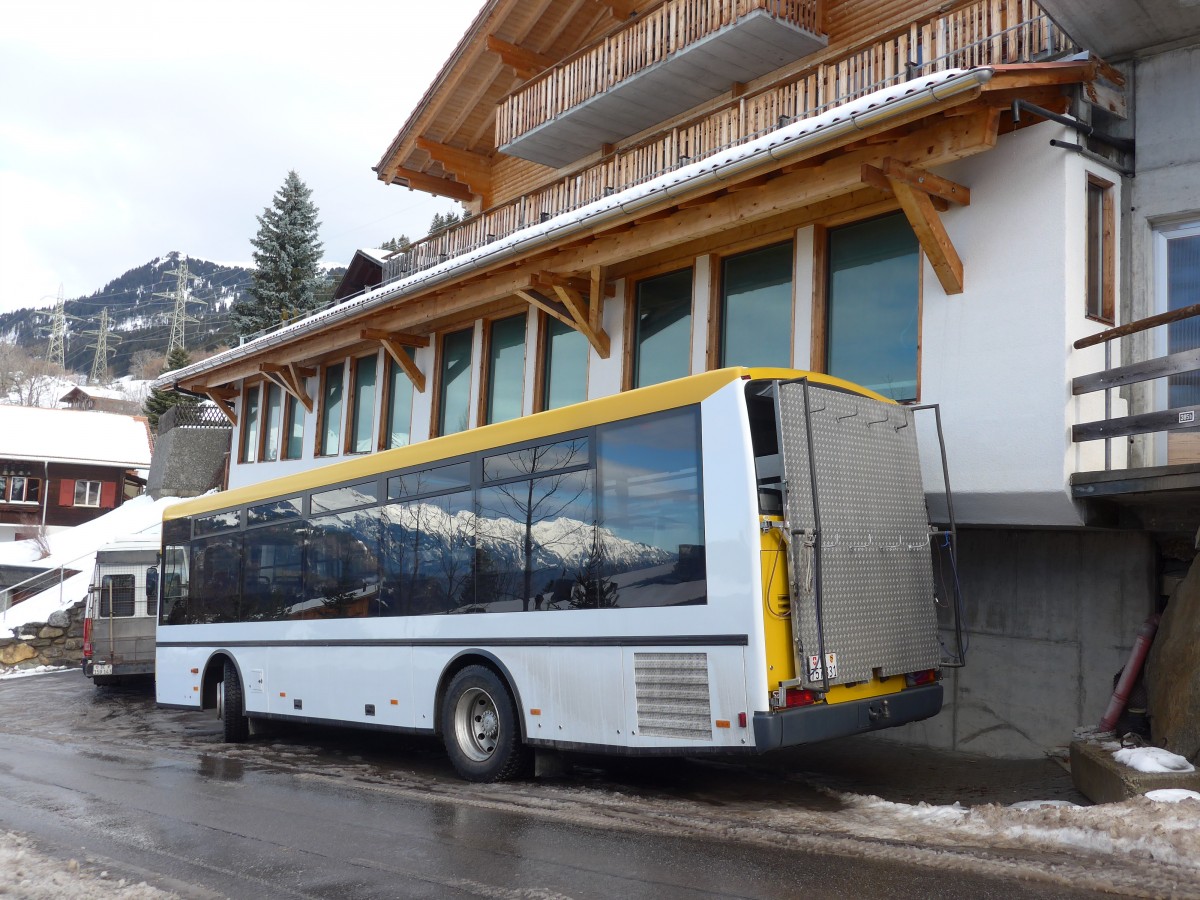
[434,649,527,740]
[200,650,242,711]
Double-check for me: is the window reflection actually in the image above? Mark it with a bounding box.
[597,408,706,608]
[380,490,474,616]
[634,269,692,388]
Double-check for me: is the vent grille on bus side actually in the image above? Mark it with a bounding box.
[633,652,712,740]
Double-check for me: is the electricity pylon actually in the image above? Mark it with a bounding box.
[85,308,119,384]
[46,286,66,368]
[154,257,203,353]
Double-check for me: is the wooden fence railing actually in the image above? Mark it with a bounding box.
[379,1,1072,287]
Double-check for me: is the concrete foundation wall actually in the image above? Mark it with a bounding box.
[882,527,1156,757]
[147,427,231,498]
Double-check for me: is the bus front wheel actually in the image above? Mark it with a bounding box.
[442,666,529,782]
[218,660,249,743]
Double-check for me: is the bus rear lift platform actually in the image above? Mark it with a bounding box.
[752,377,963,749]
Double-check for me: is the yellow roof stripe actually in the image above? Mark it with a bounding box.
[164,367,887,521]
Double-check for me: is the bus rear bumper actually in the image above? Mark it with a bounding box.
[752,683,943,751]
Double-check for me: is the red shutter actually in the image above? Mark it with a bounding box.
[100,481,117,509]
[58,480,75,507]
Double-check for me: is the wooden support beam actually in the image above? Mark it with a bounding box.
[415,137,492,197]
[516,288,576,331]
[880,158,971,206]
[387,166,475,203]
[360,328,430,348]
[888,175,964,295]
[552,283,611,358]
[485,34,556,79]
[200,387,238,425]
[260,363,314,413]
[360,329,426,392]
[589,266,605,335]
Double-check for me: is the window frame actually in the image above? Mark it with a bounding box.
[431,326,475,438]
[261,381,284,462]
[379,356,416,451]
[239,381,262,464]
[623,264,695,390]
[815,210,924,403]
[534,311,591,413]
[1085,173,1116,325]
[6,475,41,505]
[345,352,379,456]
[281,392,305,461]
[74,479,102,508]
[316,361,346,458]
[479,312,527,426]
[710,238,796,370]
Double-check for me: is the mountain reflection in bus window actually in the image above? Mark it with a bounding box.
[475,469,593,612]
[241,521,305,620]
[304,510,381,619]
[597,408,706,607]
[380,490,474,616]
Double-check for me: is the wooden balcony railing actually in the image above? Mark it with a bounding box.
[379,1,1072,289]
[497,0,825,150]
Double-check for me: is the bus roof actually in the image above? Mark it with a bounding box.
[164,367,886,522]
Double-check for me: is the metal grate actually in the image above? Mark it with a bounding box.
[634,652,713,740]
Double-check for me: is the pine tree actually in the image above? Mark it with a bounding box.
[232,170,324,338]
[143,346,199,430]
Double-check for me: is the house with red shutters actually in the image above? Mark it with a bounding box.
[0,406,153,542]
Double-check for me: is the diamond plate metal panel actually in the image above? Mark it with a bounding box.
[777,383,940,685]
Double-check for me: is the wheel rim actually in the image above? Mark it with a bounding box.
[453,686,500,763]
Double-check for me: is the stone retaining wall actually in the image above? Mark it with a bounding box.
[0,601,86,670]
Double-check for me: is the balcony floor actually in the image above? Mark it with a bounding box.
[1073,463,1200,536]
[502,9,827,169]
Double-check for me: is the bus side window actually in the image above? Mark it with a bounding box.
[145,566,159,618]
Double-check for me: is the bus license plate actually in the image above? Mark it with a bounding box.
[92,664,113,676]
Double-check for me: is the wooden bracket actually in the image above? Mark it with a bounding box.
[528,270,610,358]
[387,166,475,203]
[860,158,967,295]
[200,386,238,425]
[260,363,314,413]
[361,328,428,393]
[485,34,556,79]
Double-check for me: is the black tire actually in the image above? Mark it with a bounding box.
[441,665,529,782]
[220,659,249,743]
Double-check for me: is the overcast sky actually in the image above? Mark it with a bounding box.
[0,0,481,316]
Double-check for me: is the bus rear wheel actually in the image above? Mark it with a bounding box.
[442,666,529,782]
[218,659,249,743]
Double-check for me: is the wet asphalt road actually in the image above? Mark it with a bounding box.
[0,672,1103,899]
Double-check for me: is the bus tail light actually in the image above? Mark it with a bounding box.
[82,618,92,659]
[905,669,938,687]
[784,688,819,708]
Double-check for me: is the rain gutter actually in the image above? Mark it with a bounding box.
[158,67,994,391]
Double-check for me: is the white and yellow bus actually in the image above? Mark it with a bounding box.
[156,368,955,781]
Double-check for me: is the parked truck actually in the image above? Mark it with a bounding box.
[82,536,160,685]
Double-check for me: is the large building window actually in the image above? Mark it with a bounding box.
[540,316,588,411]
[384,359,415,449]
[437,329,473,436]
[720,241,793,368]
[282,394,304,460]
[632,268,692,388]
[826,213,920,402]
[3,476,41,504]
[348,354,378,454]
[318,363,344,457]
[1086,175,1115,324]
[485,315,526,425]
[262,383,283,462]
[240,384,261,463]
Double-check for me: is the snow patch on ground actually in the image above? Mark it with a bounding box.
[0,831,176,898]
[1146,789,1200,804]
[0,665,77,681]
[1114,747,1196,774]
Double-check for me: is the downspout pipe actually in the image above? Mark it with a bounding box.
[159,68,995,393]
